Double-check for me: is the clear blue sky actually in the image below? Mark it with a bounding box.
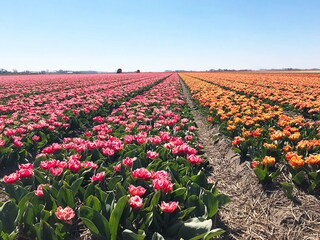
[1,0,319,72]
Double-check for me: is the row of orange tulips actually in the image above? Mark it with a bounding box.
[186,72,320,119]
[180,73,320,195]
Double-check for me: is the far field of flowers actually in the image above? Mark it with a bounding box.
[1,71,319,239]
[0,73,227,239]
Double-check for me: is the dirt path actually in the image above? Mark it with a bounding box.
[180,79,320,240]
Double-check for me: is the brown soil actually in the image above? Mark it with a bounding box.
[180,79,320,240]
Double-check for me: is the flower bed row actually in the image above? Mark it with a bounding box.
[185,72,320,119]
[0,73,228,239]
[0,73,155,102]
[180,73,320,195]
[0,73,170,168]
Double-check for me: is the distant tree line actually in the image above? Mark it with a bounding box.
[0,68,36,75]
[0,68,142,75]
[208,69,249,72]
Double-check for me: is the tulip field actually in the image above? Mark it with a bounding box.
[0,73,227,239]
[179,72,320,195]
[0,72,319,239]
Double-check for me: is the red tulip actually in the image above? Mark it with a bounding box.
[128,185,146,197]
[34,184,44,197]
[32,135,40,141]
[159,201,179,213]
[122,157,133,167]
[91,172,105,182]
[146,151,158,159]
[129,196,143,209]
[187,154,204,164]
[152,178,173,193]
[132,168,151,180]
[55,206,75,223]
[18,168,33,178]
[3,172,20,184]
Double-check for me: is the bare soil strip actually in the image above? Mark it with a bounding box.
[180,79,320,240]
